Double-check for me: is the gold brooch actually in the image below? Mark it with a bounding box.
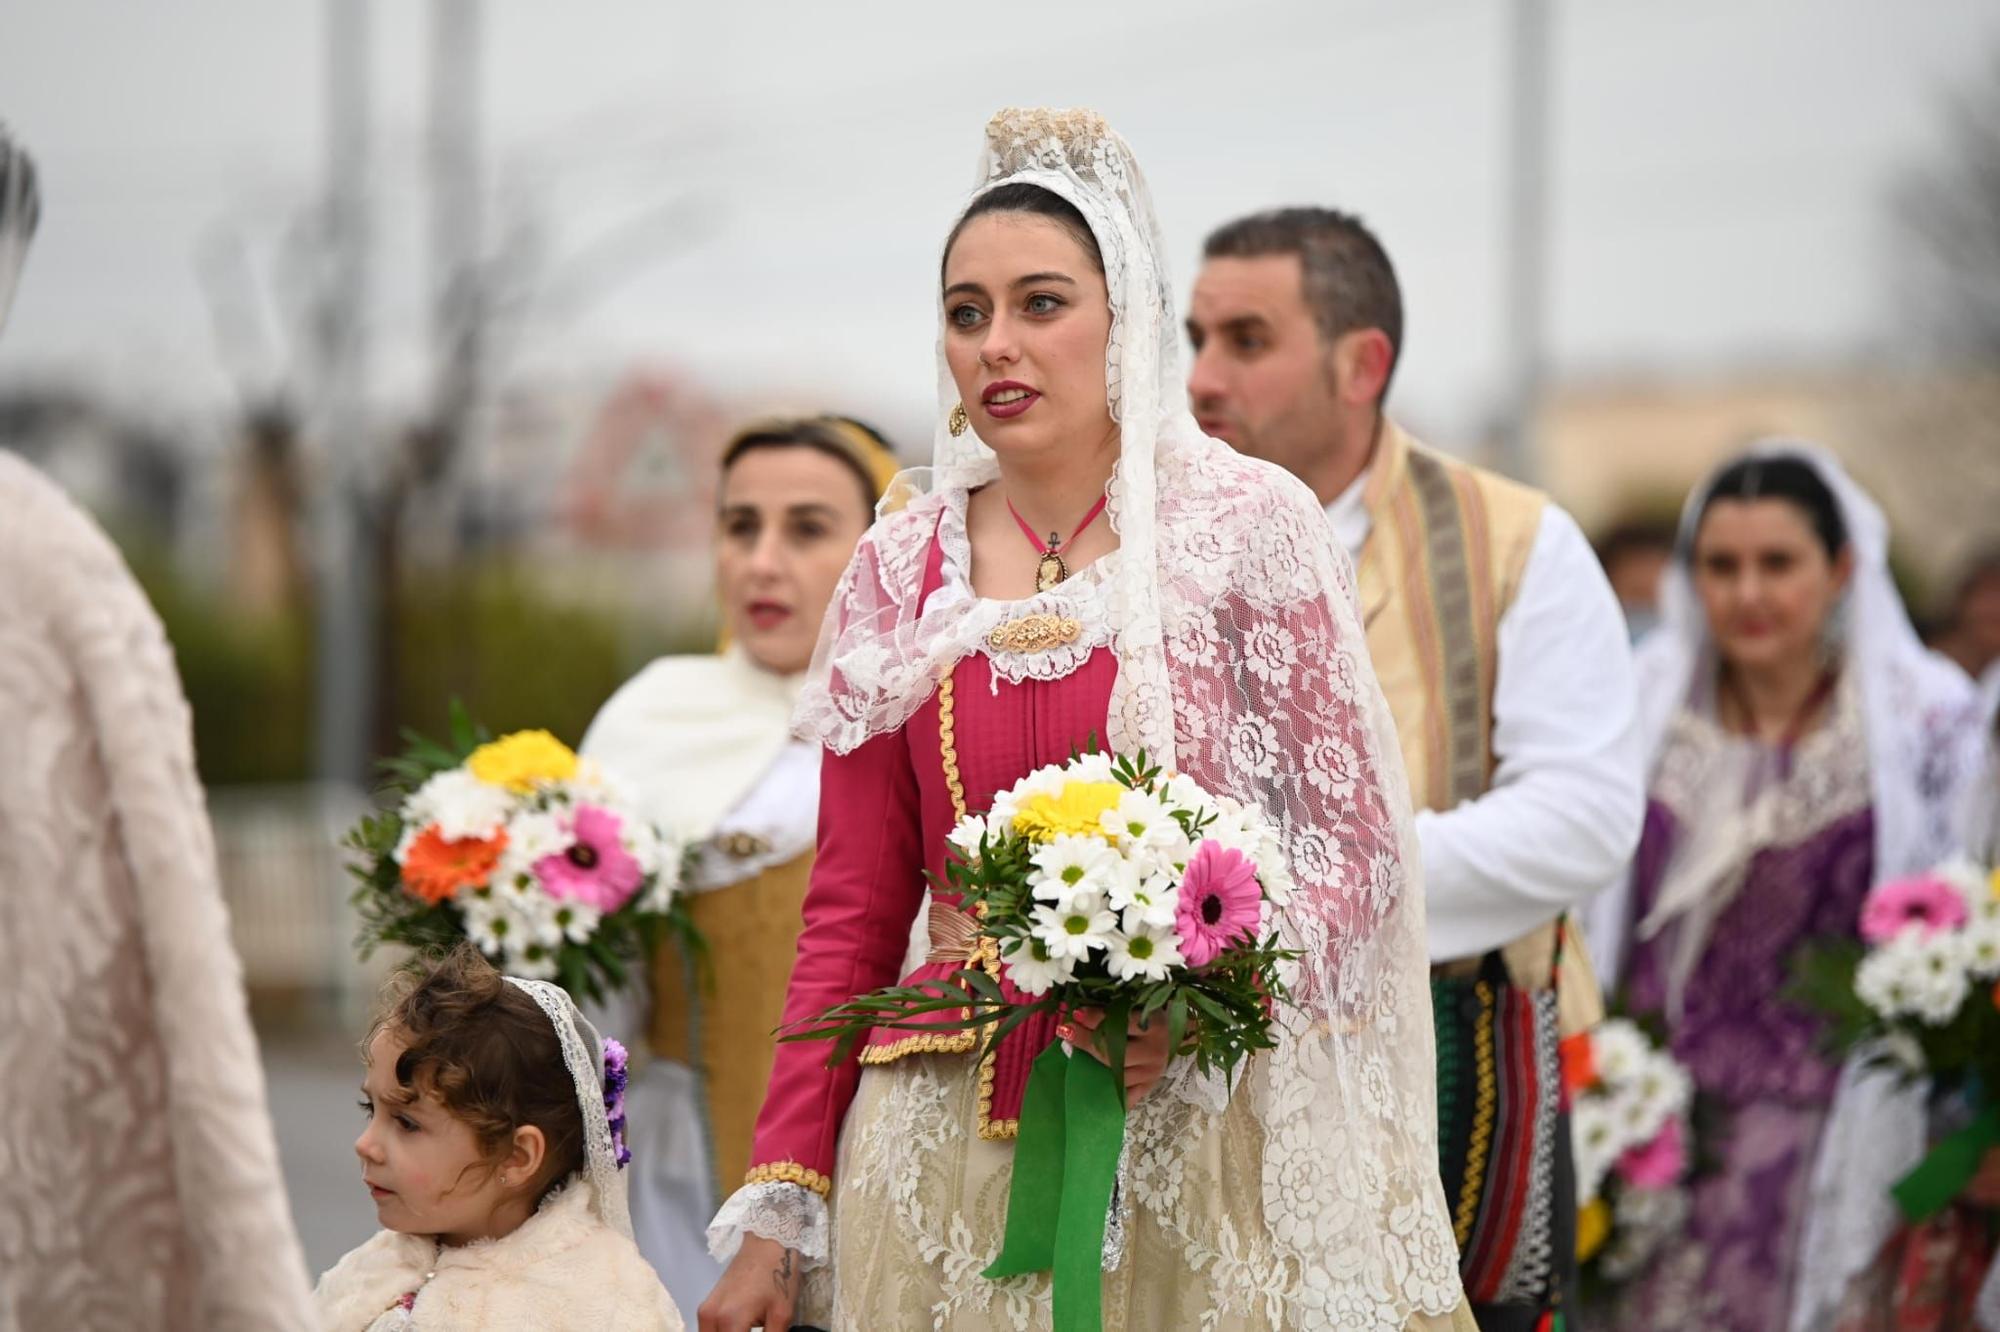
[713,830,771,860]
[987,613,1083,654]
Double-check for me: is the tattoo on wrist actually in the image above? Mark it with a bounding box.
[772,1246,797,1296]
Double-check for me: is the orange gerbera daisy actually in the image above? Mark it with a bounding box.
[400,825,508,904]
[1560,1030,1599,1097]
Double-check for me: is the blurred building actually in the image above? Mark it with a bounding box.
[1537,364,2000,618]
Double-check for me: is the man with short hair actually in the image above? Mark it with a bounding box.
[1190,207,1645,1330]
[1930,547,2000,682]
[1594,517,1679,641]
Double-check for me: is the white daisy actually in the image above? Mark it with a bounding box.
[989,763,1070,828]
[999,935,1075,996]
[946,815,993,862]
[1961,913,2000,980]
[1101,789,1191,867]
[1029,834,1120,906]
[1907,933,1973,1025]
[548,898,603,946]
[1032,900,1118,961]
[1856,929,1962,1022]
[404,768,514,841]
[505,808,573,864]
[488,855,542,903]
[1107,861,1180,930]
[502,890,566,950]
[1587,1019,1652,1089]
[460,890,515,959]
[508,940,561,981]
[1067,751,1118,785]
[1569,1095,1621,1209]
[1107,917,1184,981]
[1935,857,1989,913]
[618,815,666,878]
[1160,772,1218,820]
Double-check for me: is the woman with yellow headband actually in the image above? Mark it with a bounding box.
[578,414,898,1322]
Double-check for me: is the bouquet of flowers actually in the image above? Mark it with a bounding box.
[1791,858,2000,1220]
[786,748,1296,1331]
[1566,1019,1696,1291]
[346,710,693,1004]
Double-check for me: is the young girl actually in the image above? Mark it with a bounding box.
[314,945,683,1331]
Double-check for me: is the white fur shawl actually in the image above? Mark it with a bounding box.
[313,1181,683,1331]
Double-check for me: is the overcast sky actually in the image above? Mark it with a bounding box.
[2,0,1996,444]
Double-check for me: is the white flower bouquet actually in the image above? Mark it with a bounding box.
[1565,1018,1696,1287]
[346,710,693,1003]
[1790,857,2000,1221]
[783,747,1297,1332]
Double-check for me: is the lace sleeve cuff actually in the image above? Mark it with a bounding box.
[1157,1050,1233,1115]
[706,1181,832,1269]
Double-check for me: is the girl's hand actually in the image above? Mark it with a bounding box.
[698,1235,800,1332]
[1062,1008,1175,1104]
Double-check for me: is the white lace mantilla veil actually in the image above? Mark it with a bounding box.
[1579,442,1984,1332]
[779,107,1464,1326]
[504,976,636,1239]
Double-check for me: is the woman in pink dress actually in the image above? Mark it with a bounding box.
[695,109,1469,1332]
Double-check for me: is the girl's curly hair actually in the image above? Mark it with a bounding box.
[368,944,586,1202]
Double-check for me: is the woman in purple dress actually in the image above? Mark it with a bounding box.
[1590,445,1983,1332]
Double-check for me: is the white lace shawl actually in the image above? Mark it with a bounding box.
[714,109,1463,1328]
[504,978,635,1240]
[1580,443,1984,1332]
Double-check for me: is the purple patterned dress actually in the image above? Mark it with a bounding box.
[1612,688,1876,1331]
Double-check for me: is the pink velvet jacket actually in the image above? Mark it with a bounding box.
[743,528,1116,1197]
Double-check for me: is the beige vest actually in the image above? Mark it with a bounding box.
[1356,423,1602,1034]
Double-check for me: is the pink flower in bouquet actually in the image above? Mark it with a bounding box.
[535,806,643,913]
[1616,1115,1687,1191]
[1174,841,1262,967]
[1859,873,1970,945]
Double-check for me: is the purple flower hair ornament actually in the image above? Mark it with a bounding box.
[601,1037,632,1169]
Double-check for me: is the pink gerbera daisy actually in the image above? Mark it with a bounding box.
[1859,873,1969,945]
[1174,841,1263,967]
[535,806,643,913]
[1616,1116,1687,1191]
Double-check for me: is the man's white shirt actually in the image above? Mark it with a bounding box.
[1328,469,1646,962]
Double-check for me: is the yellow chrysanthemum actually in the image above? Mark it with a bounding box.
[1989,867,1999,903]
[466,729,578,793]
[1011,781,1124,844]
[1576,1197,1613,1263]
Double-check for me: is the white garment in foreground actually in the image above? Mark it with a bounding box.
[311,1180,682,1331]
[1327,471,1647,962]
[0,453,314,1330]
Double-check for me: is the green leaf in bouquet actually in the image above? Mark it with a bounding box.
[587,935,629,991]
[1064,731,1108,767]
[1166,991,1189,1063]
[1100,995,1131,1092]
[1785,937,1878,1058]
[446,697,488,755]
[556,948,595,1006]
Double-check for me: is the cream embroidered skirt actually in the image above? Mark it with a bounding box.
[797,1053,1474,1332]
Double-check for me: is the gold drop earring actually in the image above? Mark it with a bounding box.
[947,402,969,437]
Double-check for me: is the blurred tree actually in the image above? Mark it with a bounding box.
[1879,47,2000,622]
[1898,48,2000,357]
[131,544,700,787]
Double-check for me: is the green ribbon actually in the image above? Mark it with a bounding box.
[983,1043,1128,1332]
[1891,1101,2000,1223]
